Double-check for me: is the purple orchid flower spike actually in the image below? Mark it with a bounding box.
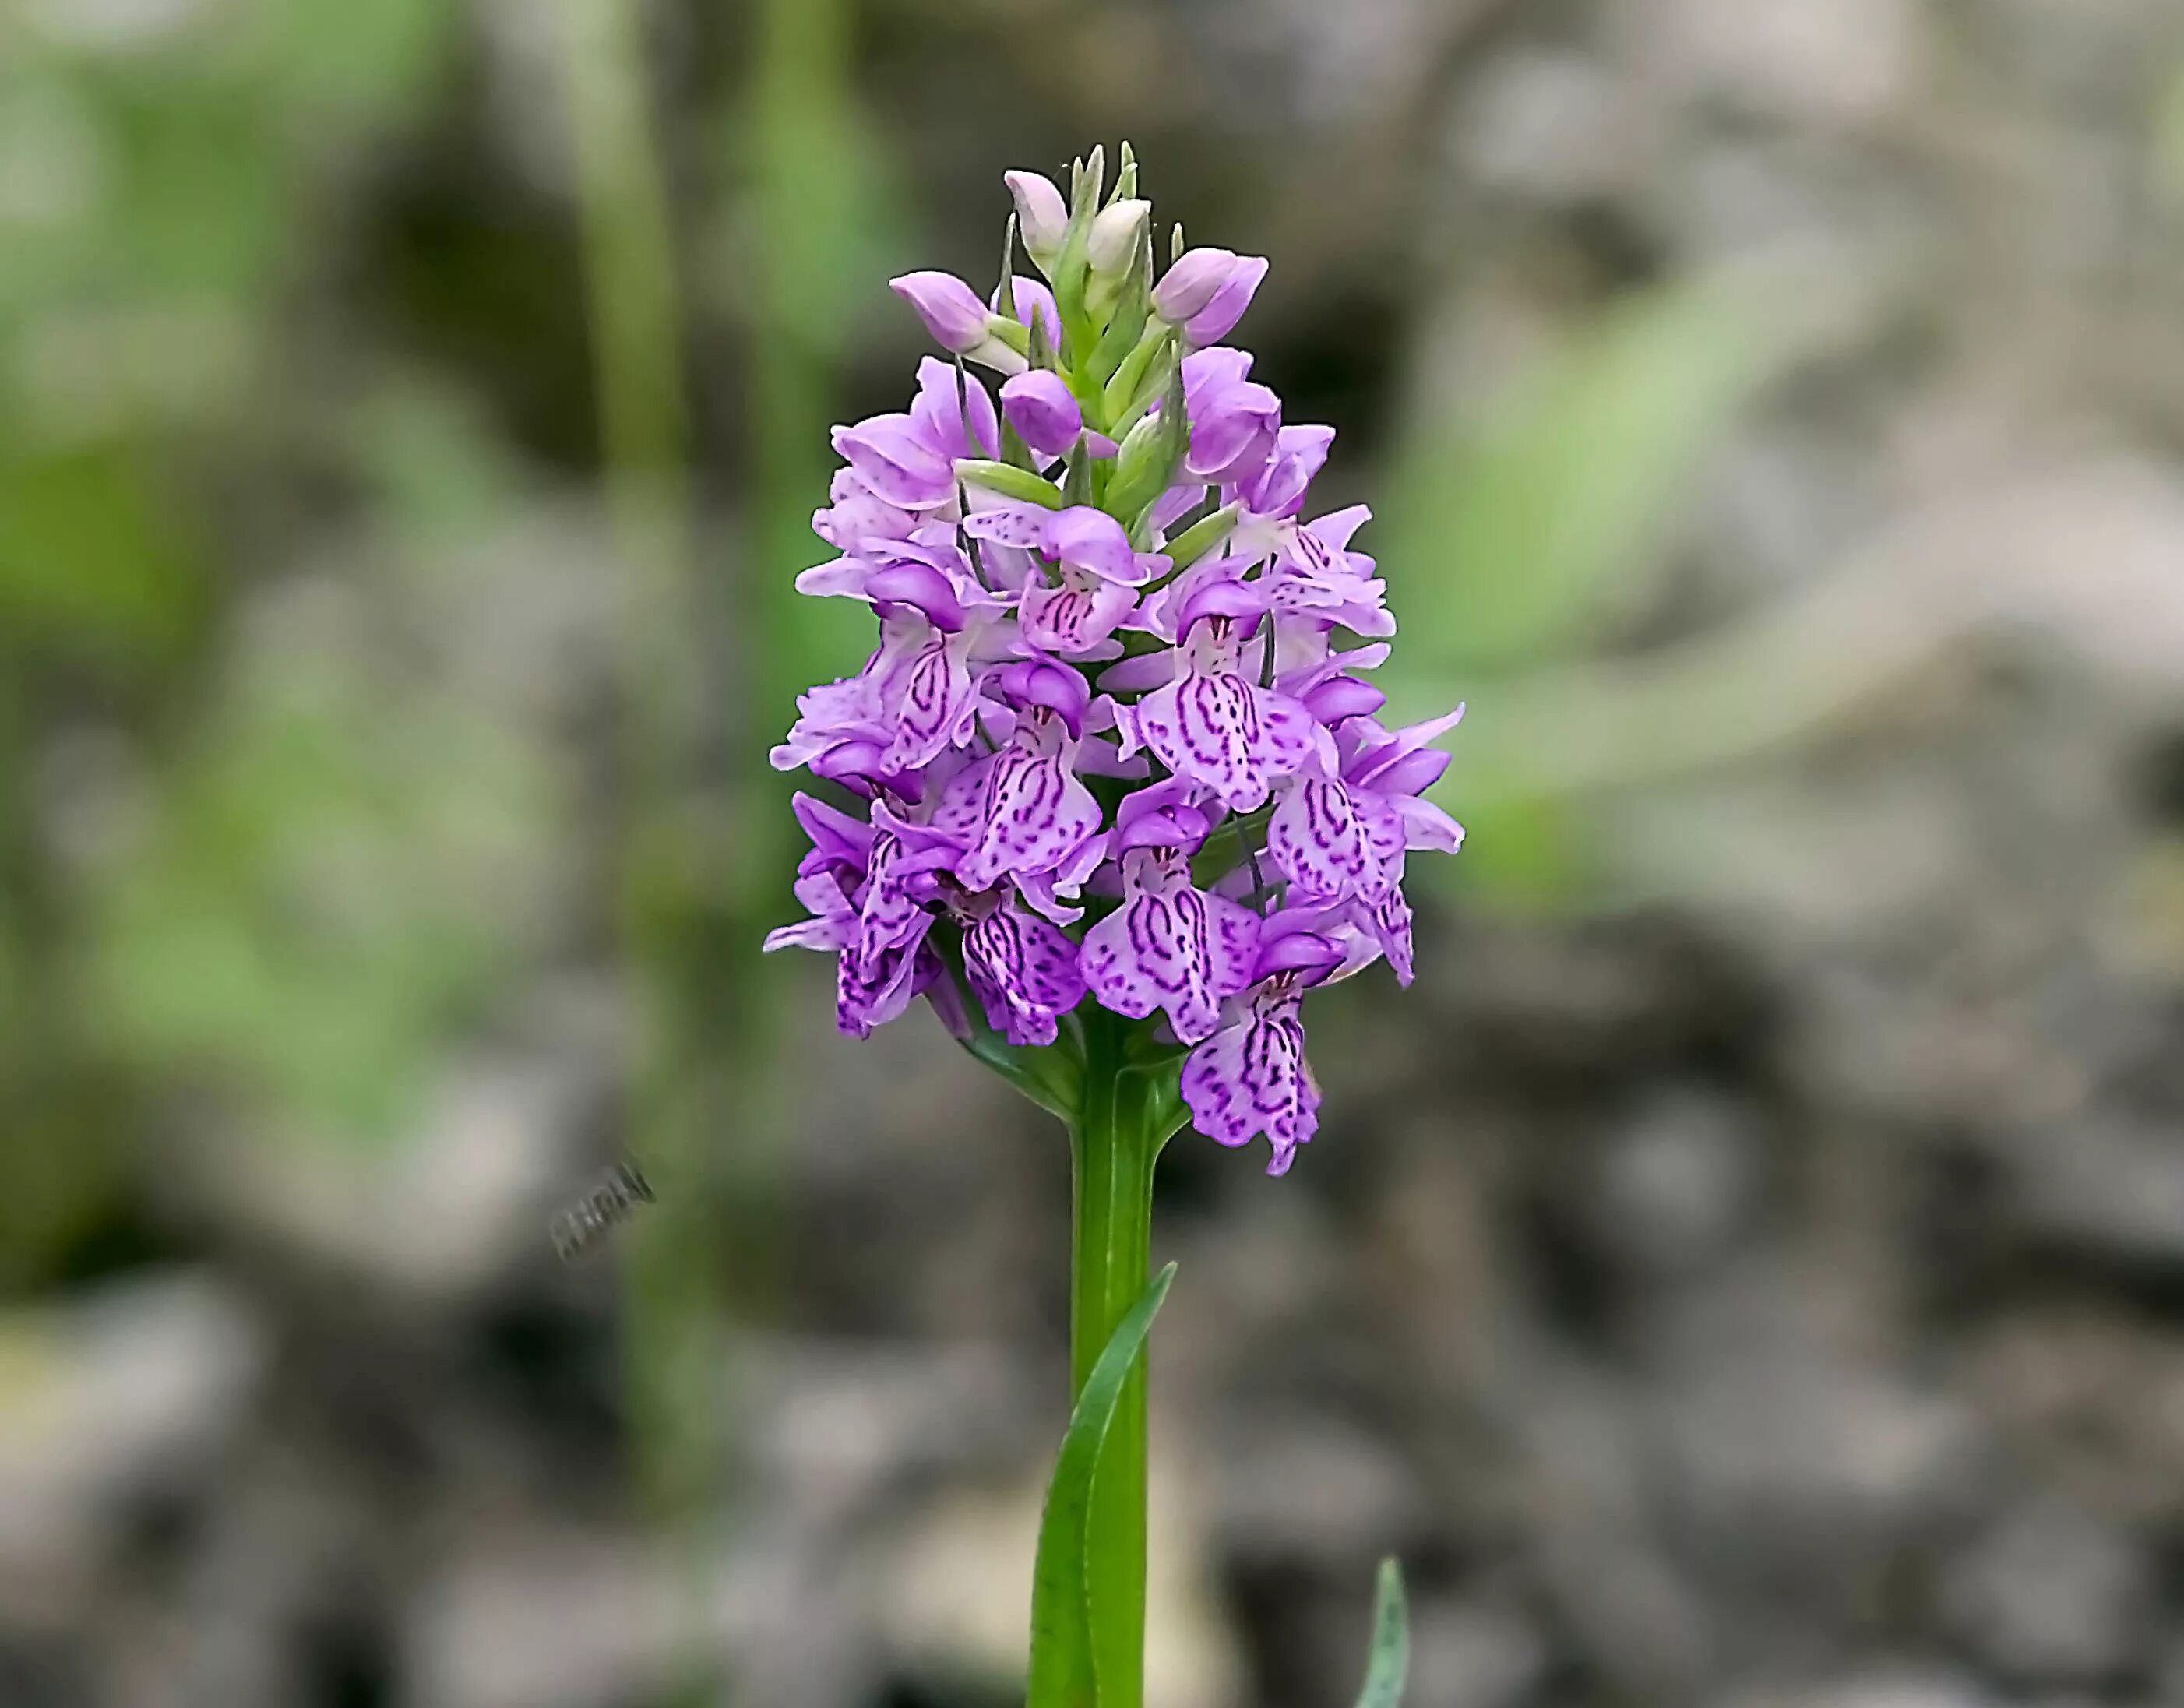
[772,157,1466,1187]
[769,160,1481,1708]
[1115,575,1320,812]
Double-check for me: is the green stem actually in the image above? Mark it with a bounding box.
[1068,1012,1181,1708]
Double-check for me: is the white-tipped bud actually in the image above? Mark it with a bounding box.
[1006,171,1070,268]
[1087,198,1150,280]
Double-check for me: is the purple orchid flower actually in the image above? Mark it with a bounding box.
[766,794,961,1037]
[1178,909,1346,1174]
[1082,842,1260,1046]
[1180,349,1281,485]
[960,889,1088,1047]
[1260,503,1393,637]
[965,502,1167,659]
[992,276,1062,354]
[1005,170,1069,268]
[932,657,1104,893]
[1235,425,1336,523]
[1114,576,1320,812]
[1271,707,1466,982]
[832,358,1001,513]
[813,467,919,552]
[858,565,1019,776]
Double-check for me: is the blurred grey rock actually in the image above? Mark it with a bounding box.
[1408,1600,1547,1708]
[1454,51,1643,204]
[1942,1498,2151,1686]
[1214,1414,1426,1565]
[0,1271,262,1619]
[168,1050,606,1304]
[1727,1671,2000,1708]
[736,1338,1037,1528]
[1999,1115,2184,1272]
[1628,0,1925,126]
[403,1527,694,1708]
[1587,1086,1760,1281]
[1652,1282,1978,1600]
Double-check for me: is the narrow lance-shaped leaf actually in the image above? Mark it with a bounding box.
[1353,1558,1410,1708]
[956,459,1066,509]
[1025,1263,1177,1708]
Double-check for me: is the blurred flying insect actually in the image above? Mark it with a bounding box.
[550,1160,656,1261]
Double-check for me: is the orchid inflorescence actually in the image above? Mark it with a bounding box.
[766,145,1464,1175]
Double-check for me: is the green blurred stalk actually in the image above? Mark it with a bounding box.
[1066,1015,1168,1708]
[555,1,721,1703]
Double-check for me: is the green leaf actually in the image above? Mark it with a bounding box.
[1027,1262,1177,1708]
[1353,1558,1411,1708]
[1164,502,1239,571]
[956,459,1065,509]
[1379,278,1789,671]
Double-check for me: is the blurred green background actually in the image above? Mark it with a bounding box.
[8,2,2184,1705]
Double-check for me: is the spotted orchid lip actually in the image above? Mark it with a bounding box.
[865,562,967,631]
[1176,575,1265,631]
[995,657,1092,734]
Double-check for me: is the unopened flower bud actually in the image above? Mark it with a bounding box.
[1152,248,1241,324]
[1182,254,1268,345]
[1302,674,1387,726]
[889,271,988,353]
[999,371,1083,461]
[889,271,1027,374]
[1087,199,1150,280]
[1006,171,1070,267]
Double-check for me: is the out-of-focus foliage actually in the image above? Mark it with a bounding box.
[1379,279,1788,676]
[1375,277,1798,917]
[0,0,481,1275]
[730,0,903,745]
[85,623,547,1141]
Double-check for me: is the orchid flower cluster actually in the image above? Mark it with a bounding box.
[766,146,1463,1174]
